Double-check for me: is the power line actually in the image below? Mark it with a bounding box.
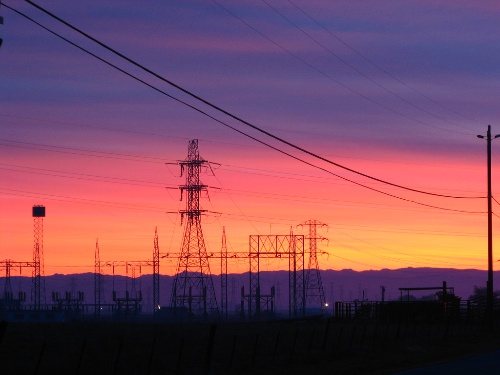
[20,0,484,200]
[1,136,485,199]
[0,113,172,138]
[262,0,474,133]
[327,251,380,269]
[207,163,263,236]
[0,163,171,189]
[0,138,165,163]
[0,162,481,218]
[1,134,484,214]
[334,227,461,267]
[2,113,484,174]
[492,195,500,206]
[331,238,441,267]
[212,0,471,136]
[2,138,465,201]
[2,2,486,219]
[217,211,486,238]
[0,188,166,213]
[286,0,486,127]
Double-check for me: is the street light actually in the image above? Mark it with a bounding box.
[477,125,500,327]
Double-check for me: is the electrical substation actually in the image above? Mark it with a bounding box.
[0,140,331,322]
[0,140,482,324]
[0,139,487,327]
[0,140,484,324]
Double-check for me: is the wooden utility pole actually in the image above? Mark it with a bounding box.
[478,125,498,327]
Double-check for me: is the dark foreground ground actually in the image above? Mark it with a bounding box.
[272,328,500,375]
[0,318,498,374]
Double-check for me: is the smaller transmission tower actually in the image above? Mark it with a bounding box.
[220,227,228,319]
[3,259,13,299]
[299,219,327,312]
[170,139,218,318]
[94,239,101,318]
[153,227,160,316]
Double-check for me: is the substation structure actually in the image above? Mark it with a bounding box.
[94,244,157,319]
[0,260,30,311]
[1,142,327,322]
[166,140,325,320]
[0,205,46,315]
[244,234,306,319]
[163,234,318,320]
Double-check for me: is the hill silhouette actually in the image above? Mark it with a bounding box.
[2,267,495,313]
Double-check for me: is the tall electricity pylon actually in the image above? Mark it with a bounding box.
[170,140,218,318]
[299,219,327,312]
[32,205,46,310]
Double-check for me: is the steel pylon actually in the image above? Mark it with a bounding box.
[299,219,327,312]
[170,140,218,318]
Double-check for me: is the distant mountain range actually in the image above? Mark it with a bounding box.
[2,268,496,313]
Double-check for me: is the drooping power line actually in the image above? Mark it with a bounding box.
[20,0,485,200]
[286,0,486,127]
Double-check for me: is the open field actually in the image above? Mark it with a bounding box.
[0,318,499,374]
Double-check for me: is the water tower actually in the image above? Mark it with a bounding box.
[32,205,45,309]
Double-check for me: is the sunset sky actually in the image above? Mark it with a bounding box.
[1,0,500,277]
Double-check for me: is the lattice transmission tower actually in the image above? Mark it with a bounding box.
[220,227,228,319]
[94,239,101,318]
[32,205,46,309]
[153,227,160,317]
[170,140,218,318]
[299,219,327,312]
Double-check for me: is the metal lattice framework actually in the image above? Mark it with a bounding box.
[95,259,153,317]
[299,220,327,312]
[0,260,30,306]
[32,205,46,309]
[153,227,160,316]
[94,240,101,318]
[220,227,228,319]
[248,234,305,319]
[107,260,152,296]
[170,139,218,318]
[109,261,150,317]
[2,259,13,298]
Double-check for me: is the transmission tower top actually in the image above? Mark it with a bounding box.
[32,205,45,217]
[178,139,208,223]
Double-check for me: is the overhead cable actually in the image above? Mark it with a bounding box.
[286,0,486,127]
[21,0,485,200]
[262,0,474,132]
[212,0,471,136]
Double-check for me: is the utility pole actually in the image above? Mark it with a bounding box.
[380,285,386,302]
[477,125,499,327]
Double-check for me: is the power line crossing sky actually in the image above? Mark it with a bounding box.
[1,0,500,275]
